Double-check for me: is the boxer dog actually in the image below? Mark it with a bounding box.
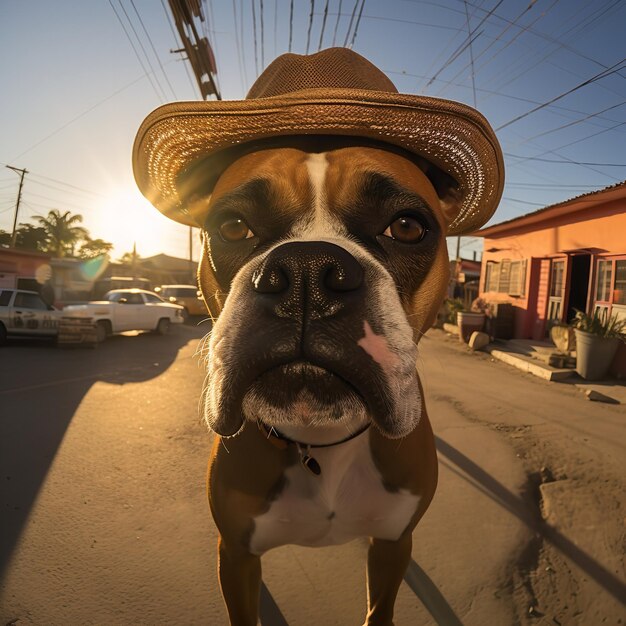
[133,48,503,625]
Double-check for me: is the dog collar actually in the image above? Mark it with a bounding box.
[257,420,372,476]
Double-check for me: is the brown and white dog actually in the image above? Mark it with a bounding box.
[132,47,503,626]
[198,143,448,625]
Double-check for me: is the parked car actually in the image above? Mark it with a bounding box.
[63,288,184,342]
[155,284,207,318]
[0,288,61,344]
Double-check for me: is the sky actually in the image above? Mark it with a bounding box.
[1,0,624,263]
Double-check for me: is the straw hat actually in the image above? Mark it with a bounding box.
[133,47,504,235]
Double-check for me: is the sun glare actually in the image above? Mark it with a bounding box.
[90,187,183,259]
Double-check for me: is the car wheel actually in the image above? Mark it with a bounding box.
[96,320,110,343]
[156,318,170,335]
[182,307,190,322]
[0,322,7,346]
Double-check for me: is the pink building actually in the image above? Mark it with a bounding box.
[476,182,626,376]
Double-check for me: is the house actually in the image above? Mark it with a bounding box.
[0,248,52,291]
[475,181,626,376]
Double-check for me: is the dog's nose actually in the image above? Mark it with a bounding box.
[252,241,364,320]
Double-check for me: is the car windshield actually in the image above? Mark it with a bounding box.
[162,287,197,298]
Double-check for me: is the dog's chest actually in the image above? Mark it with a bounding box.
[249,434,419,555]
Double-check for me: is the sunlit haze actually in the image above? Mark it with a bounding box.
[1,1,624,261]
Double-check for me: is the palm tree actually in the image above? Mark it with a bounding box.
[34,209,88,257]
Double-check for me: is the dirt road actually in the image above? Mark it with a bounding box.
[1,326,624,625]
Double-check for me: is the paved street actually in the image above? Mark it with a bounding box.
[0,325,624,625]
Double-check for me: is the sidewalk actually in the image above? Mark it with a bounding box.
[442,324,626,404]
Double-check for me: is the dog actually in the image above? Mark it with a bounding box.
[133,48,503,625]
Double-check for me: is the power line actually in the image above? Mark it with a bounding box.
[496,58,626,131]
[348,0,366,49]
[306,0,316,55]
[462,0,476,108]
[505,153,626,167]
[109,0,164,102]
[343,0,360,47]
[425,0,504,88]
[318,0,330,51]
[232,0,248,93]
[130,0,177,100]
[436,0,558,101]
[10,72,150,162]
[289,0,294,52]
[251,0,259,75]
[161,0,200,98]
[259,0,265,69]
[331,0,343,46]
[512,101,626,146]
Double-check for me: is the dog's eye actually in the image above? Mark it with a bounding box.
[218,217,254,242]
[383,215,426,243]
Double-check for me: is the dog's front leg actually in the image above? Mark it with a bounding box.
[364,533,412,626]
[218,536,262,626]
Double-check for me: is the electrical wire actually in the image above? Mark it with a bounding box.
[232,0,248,93]
[496,58,626,131]
[130,0,177,100]
[318,0,330,51]
[116,0,168,101]
[505,153,626,167]
[347,0,365,49]
[425,0,504,88]
[343,0,360,47]
[288,0,294,52]
[306,0,316,55]
[160,0,200,98]
[10,72,150,162]
[331,0,343,46]
[108,0,164,102]
[273,0,278,57]
[251,0,259,75]
[260,0,265,69]
[512,102,626,147]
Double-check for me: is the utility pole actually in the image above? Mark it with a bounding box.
[6,165,28,247]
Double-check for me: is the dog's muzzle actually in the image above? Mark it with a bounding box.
[204,240,421,438]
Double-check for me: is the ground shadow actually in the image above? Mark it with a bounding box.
[0,325,207,582]
[435,436,626,604]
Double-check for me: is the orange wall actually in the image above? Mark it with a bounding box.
[479,202,626,341]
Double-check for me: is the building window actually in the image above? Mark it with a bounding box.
[484,259,527,296]
[595,259,612,302]
[550,260,565,298]
[613,260,626,306]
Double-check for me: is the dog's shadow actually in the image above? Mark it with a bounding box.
[0,325,207,581]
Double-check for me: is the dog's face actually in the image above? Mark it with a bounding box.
[196,146,450,439]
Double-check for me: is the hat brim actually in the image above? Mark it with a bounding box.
[132,88,504,235]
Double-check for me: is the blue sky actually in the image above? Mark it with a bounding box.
[1,0,624,262]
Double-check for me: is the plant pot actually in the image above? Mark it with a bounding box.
[457,312,485,343]
[574,329,620,380]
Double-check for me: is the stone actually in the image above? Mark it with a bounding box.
[442,322,459,335]
[585,389,620,404]
[469,331,490,351]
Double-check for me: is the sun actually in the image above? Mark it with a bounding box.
[89,186,187,260]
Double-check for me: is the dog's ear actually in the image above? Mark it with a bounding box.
[415,157,463,232]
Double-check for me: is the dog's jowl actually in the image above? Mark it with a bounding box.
[134,48,503,625]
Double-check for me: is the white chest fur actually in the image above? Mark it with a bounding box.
[249,432,420,555]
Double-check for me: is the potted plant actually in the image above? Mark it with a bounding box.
[457,297,491,343]
[571,309,626,380]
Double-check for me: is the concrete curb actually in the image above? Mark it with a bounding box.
[485,345,575,382]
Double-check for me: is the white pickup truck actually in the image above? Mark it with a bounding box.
[63,288,184,342]
[0,288,62,343]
